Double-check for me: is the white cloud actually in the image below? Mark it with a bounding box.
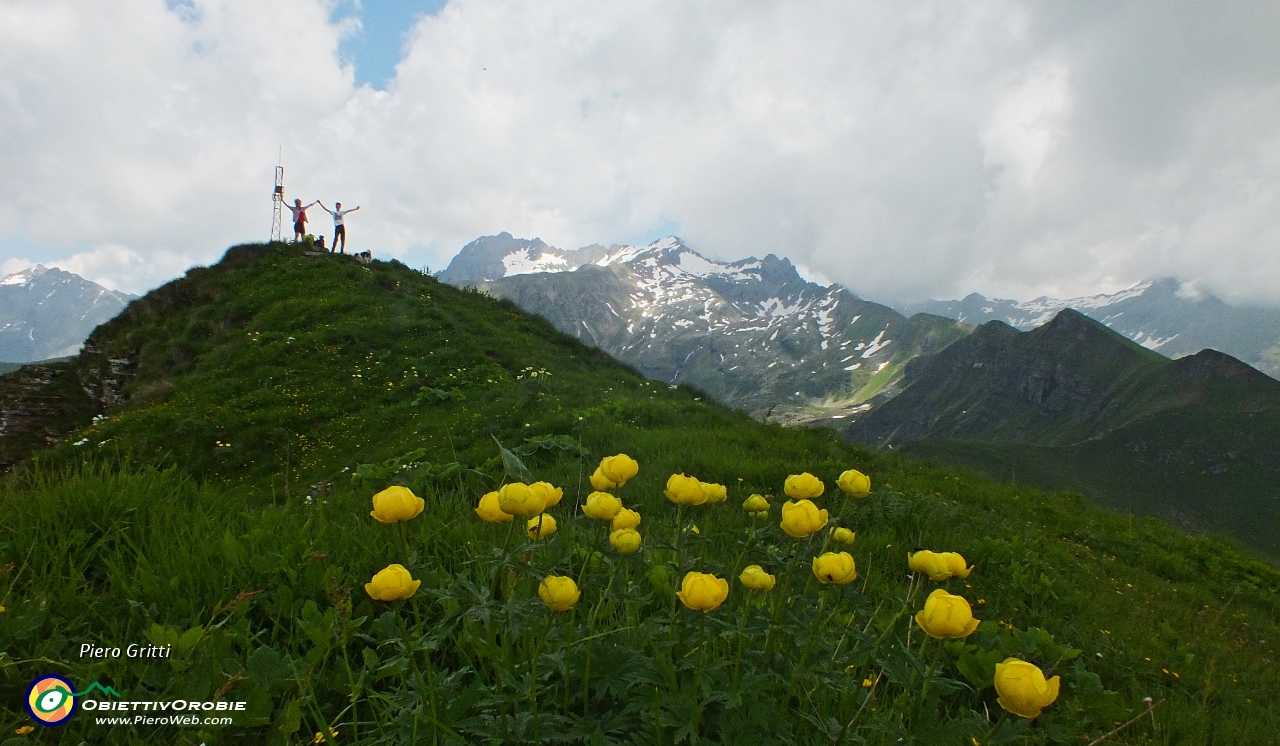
[2,0,1279,307]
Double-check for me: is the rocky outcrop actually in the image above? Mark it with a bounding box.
[0,347,136,471]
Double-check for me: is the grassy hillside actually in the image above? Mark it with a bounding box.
[1,243,1278,744]
[849,311,1280,558]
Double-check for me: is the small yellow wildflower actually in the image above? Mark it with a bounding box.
[611,507,642,531]
[676,572,729,612]
[538,576,581,612]
[365,564,421,601]
[609,528,642,554]
[780,499,828,538]
[527,513,557,539]
[369,486,424,523]
[475,491,514,523]
[582,491,623,520]
[994,658,1060,719]
[739,565,776,591]
[784,472,824,499]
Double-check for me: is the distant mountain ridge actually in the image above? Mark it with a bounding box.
[439,233,969,413]
[0,265,136,363]
[901,279,1280,379]
[847,310,1280,557]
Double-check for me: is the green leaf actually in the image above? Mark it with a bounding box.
[246,645,292,687]
[956,649,1001,689]
[276,698,303,735]
[493,436,532,482]
[361,646,381,672]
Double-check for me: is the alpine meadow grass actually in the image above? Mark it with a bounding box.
[1,243,1277,744]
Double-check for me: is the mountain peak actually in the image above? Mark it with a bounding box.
[0,264,51,286]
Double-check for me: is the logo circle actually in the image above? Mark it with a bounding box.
[25,674,77,726]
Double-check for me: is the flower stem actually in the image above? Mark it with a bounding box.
[762,541,802,667]
[582,558,620,717]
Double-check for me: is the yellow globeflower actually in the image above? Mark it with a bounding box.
[365,564,421,601]
[994,658,1061,719]
[941,552,973,578]
[739,564,776,591]
[784,472,825,500]
[742,494,770,514]
[701,482,728,504]
[475,491,514,523]
[664,474,707,505]
[599,453,640,486]
[780,499,828,538]
[609,528,642,554]
[831,527,857,545]
[497,482,546,518]
[589,467,618,491]
[582,491,623,520]
[676,572,729,612]
[908,550,973,581]
[538,576,581,612]
[527,513,557,539]
[530,482,563,508]
[370,486,425,523]
[812,552,858,584]
[915,588,980,639]
[836,469,871,498]
[612,507,642,531]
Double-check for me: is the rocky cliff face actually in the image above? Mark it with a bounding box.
[0,343,135,470]
[440,234,971,414]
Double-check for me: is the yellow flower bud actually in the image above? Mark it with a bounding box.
[589,467,618,491]
[529,481,563,508]
[609,528,642,554]
[738,564,776,591]
[364,564,421,601]
[994,658,1061,719]
[742,494,770,513]
[780,499,828,538]
[676,571,729,612]
[611,507,642,531]
[538,575,581,612]
[370,486,424,523]
[831,527,857,545]
[836,469,871,498]
[582,491,623,520]
[475,491,513,522]
[812,552,858,584]
[527,513,557,539]
[664,474,707,505]
[700,482,728,504]
[599,453,640,486]
[915,588,980,639]
[497,482,546,518]
[940,552,973,579]
[784,472,825,500]
[908,550,972,581]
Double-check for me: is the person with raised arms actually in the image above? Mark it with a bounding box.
[319,202,360,254]
[285,197,319,242]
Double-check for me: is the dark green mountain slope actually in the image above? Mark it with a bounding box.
[2,243,1279,744]
[848,310,1280,558]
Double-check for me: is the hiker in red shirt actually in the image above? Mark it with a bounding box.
[286,198,319,242]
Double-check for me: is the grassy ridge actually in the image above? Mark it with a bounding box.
[1,243,1278,743]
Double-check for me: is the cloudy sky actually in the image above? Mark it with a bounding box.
[2,0,1278,307]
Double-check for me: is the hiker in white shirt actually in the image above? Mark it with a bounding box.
[319,202,360,253]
